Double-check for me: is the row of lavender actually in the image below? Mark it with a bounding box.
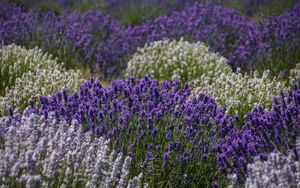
[1,1,300,78]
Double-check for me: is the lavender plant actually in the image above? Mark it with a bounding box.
[0,1,119,70]
[0,113,145,187]
[244,150,300,188]
[30,76,228,187]
[0,44,63,92]
[38,9,119,69]
[0,44,84,116]
[213,85,300,182]
[125,38,229,83]
[0,1,35,47]
[232,3,300,74]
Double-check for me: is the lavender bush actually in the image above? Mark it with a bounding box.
[244,150,300,188]
[125,38,229,83]
[213,85,300,182]
[29,76,228,187]
[0,1,35,47]
[0,113,145,187]
[38,9,119,69]
[0,44,64,92]
[0,44,84,116]
[0,1,119,70]
[232,3,300,74]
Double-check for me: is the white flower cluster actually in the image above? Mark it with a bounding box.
[125,38,230,82]
[0,114,145,188]
[0,44,84,116]
[246,149,300,187]
[228,139,300,188]
[0,44,61,90]
[290,63,300,85]
[192,70,286,120]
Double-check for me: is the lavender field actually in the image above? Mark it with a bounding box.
[1,0,300,187]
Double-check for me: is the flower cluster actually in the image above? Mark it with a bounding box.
[125,38,229,83]
[192,70,287,124]
[290,63,300,85]
[31,76,227,187]
[0,44,84,116]
[0,113,145,187]
[213,86,300,181]
[38,9,119,69]
[243,149,300,188]
[232,3,300,73]
[97,2,254,77]
[0,1,35,47]
[0,1,119,70]
[0,44,61,91]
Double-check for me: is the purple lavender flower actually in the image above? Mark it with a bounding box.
[0,1,119,70]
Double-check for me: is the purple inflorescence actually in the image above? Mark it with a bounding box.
[0,1,119,69]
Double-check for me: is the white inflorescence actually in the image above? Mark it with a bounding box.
[0,44,84,116]
[228,139,300,188]
[125,38,230,82]
[0,114,145,188]
[0,44,62,89]
[290,63,300,85]
[192,69,286,119]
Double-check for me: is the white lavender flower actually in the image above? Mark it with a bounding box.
[290,63,300,85]
[192,69,286,120]
[0,44,61,90]
[0,114,144,187]
[231,140,300,188]
[125,38,230,82]
[0,44,84,116]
